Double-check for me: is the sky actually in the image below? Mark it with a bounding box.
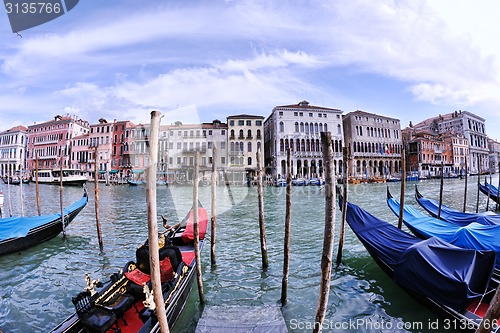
[1,0,500,140]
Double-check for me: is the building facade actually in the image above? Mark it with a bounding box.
[412,110,489,174]
[26,115,90,172]
[402,128,458,178]
[342,110,402,179]
[264,101,343,179]
[0,125,28,177]
[227,114,264,184]
[488,138,500,173]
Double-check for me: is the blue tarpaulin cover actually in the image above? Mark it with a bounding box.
[346,201,495,310]
[388,196,500,269]
[0,195,87,241]
[416,188,500,226]
[479,182,500,203]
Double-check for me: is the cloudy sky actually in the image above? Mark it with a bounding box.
[1,0,500,140]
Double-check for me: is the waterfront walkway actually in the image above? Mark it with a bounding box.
[195,305,288,332]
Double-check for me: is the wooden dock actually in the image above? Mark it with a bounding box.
[195,305,288,332]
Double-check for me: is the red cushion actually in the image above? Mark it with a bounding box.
[125,269,150,285]
[181,251,196,265]
[160,257,174,282]
[182,208,208,243]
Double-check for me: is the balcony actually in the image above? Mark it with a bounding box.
[229,151,244,156]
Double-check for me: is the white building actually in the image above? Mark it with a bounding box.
[0,125,28,177]
[413,110,489,174]
[343,110,402,178]
[227,114,264,184]
[264,101,344,179]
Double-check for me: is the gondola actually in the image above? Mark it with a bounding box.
[479,181,500,205]
[50,202,208,333]
[0,189,88,255]
[415,185,500,226]
[338,190,497,332]
[127,179,146,186]
[387,188,500,271]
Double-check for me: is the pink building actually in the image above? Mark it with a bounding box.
[27,115,89,172]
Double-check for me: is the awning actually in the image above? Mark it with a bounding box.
[132,170,144,173]
[98,170,106,174]
[110,170,119,174]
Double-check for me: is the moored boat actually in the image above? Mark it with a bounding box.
[35,169,87,186]
[50,202,208,333]
[479,181,500,205]
[0,189,88,255]
[339,191,497,332]
[127,179,146,186]
[415,186,500,225]
[387,187,500,270]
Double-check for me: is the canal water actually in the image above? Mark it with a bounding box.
[0,175,497,332]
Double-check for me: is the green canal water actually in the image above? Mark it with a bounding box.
[0,176,497,332]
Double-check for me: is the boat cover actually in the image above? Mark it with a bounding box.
[479,182,500,204]
[346,201,495,310]
[0,194,88,241]
[416,188,500,226]
[388,196,500,269]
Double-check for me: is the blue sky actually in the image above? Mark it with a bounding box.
[1,1,500,140]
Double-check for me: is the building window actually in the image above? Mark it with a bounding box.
[238,120,244,126]
[279,121,284,132]
[229,120,234,126]
[294,112,298,116]
[279,111,283,116]
[221,157,225,164]
[246,120,251,126]
[295,122,299,132]
[309,113,313,117]
[248,142,252,152]
[256,120,262,126]
[248,157,252,165]
[221,141,226,149]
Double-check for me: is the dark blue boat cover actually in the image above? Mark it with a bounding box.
[388,196,500,269]
[346,201,495,310]
[416,189,500,226]
[479,182,500,203]
[0,194,87,241]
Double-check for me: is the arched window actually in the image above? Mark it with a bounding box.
[230,142,235,152]
[257,141,261,151]
[247,129,252,138]
[319,123,323,132]
[257,129,261,139]
[230,129,235,138]
[300,122,304,132]
[337,124,341,134]
[248,157,252,165]
[315,123,319,133]
[305,122,309,133]
[296,139,300,151]
[279,122,284,132]
[324,124,328,132]
[295,122,299,132]
[239,142,244,152]
[248,142,252,152]
[310,123,314,133]
[239,129,244,138]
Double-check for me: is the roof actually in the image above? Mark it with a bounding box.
[344,110,400,122]
[0,125,28,134]
[274,100,341,112]
[226,114,264,120]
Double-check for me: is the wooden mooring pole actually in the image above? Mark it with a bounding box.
[60,156,65,236]
[281,148,292,305]
[210,146,217,266]
[476,156,481,213]
[256,147,269,269]
[93,147,103,250]
[146,111,170,332]
[19,168,24,217]
[438,161,444,219]
[313,132,336,333]
[336,146,348,266]
[463,158,468,213]
[497,162,500,211]
[193,151,205,304]
[398,148,406,229]
[35,152,41,216]
[486,175,491,211]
